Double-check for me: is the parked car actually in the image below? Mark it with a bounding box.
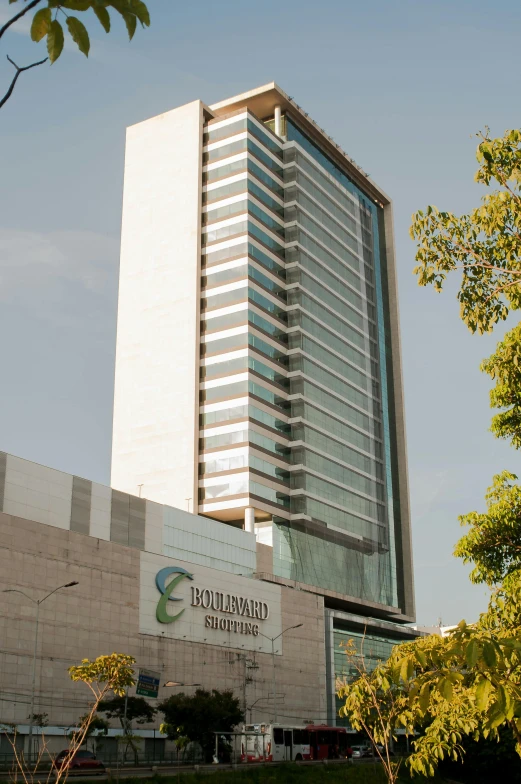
[351,745,371,759]
[53,750,105,774]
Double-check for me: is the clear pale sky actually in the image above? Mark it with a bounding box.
[1,0,519,626]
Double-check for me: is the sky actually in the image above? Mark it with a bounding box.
[1,0,520,627]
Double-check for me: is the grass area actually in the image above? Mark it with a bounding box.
[110,763,450,784]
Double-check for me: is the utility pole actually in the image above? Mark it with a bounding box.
[257,624,303,723]
[2,581,79,759]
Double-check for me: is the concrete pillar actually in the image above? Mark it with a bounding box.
[274,105,282,138]
[244,506,255,534]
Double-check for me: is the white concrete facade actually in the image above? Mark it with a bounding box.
[111,100,205,510]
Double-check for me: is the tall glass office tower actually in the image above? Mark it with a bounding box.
[112,83,414,627]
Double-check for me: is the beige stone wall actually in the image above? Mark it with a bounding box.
[0,512,325,731]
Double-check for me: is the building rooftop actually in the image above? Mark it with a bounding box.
[209,82,390,207]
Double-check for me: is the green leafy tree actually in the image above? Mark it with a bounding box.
[98,695,155,763]
[410,127,521,335]
[4,654,135,784]
[337,638,413,784]
[68,714,109,750]
[158,689,243,763]
[0,0,150,110]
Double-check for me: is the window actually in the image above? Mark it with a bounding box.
[273,728,284,745]
[293,730,309,745]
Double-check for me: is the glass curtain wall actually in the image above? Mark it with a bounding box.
[199,112,291,517]
[200,108,401,612]
[272,117,399,609]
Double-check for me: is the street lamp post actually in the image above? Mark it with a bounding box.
[3,580,79,758]
[257,624,303,723]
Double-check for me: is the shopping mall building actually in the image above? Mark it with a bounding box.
[0,83,418,753]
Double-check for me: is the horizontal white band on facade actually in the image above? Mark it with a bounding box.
[199,471,287,491]
[203,300,248,320]
[204,278,286,309]
[201,233,246,255]
[203,256,248,275]
[201,234,284,271]
[206,109,282,151]
[204,171,248,193]
[200,395,250,413]
[202,353,288,381]
[202,211,248,233]
[200,497,291,520]
[201,372,249,390]
[199,445,249,461]
[202,325,249,344]
[204,279,250,297]
[200,444,290,470]
[205,131,283,171]
[204,150,249,173]
[206,111,248,132]
[206,194,285,230]
[205,129,248,153]
[203,190,251,213]
[202,347,249,366]
[203,212,286,252]
[203,169,284,211]
[200,420,249,437]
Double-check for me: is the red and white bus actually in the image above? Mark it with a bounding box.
[240,723,351,762]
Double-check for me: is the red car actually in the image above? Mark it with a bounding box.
[53,749,105,774]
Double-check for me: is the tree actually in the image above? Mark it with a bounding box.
[410,128,521,335]
[410,128,521,451]
[158,689,244,763]
[0,0,151,110]
[4,653,135,784]
[98,695,155,763]
[336,638,413,784]
[69,714,109,743]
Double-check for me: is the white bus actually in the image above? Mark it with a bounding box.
[240,723,350,762]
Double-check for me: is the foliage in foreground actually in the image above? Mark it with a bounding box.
[0,1,151,110]
[339,126,521,782]
[93,765,447,784]
[158,689,244,764]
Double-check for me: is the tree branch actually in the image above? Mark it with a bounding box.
[0,0,43,41]
[0,54,47,110]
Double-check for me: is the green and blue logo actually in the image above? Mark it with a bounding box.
[155,566,194,624]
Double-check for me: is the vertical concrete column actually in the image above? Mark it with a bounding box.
[244,506,255,534]
[274,105,282,137]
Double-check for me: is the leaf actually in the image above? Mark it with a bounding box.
[31,7,51,42]
[465,638,480,668]
[419,683,430,713]
[66,16,90,56]
[62,0,91,9]
[415,648,427,668]
[93,5,111,32]
[47,20,64,63]
[483,641,497,667]
[129,0,150,26]
[476,677,492,711]
[438,677,454,701]
[122,11,136,40]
